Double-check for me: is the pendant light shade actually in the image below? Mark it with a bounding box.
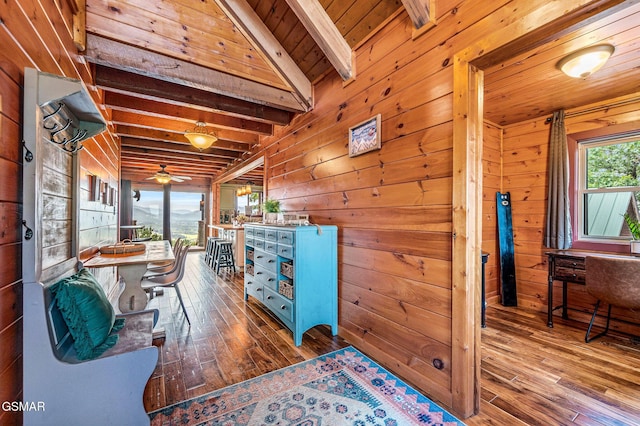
[557,44,614,79]
[185,121,218,150]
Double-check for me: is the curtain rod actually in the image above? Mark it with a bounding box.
[544,96,640,124]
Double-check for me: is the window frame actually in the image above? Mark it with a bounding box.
[574,132,640,246]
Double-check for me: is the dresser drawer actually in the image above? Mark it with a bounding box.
[263,287,293,323]
[245,278,263,301]
[245,227,255,237]
[253,250,277,269]
[278,230,295,245]
[277,243,294,259]
[264,240,278,254]
[265,228,278,242]
[254,264,277,290]
[255,228,265,239]
[253,239,265,250]
[245,237,255,247]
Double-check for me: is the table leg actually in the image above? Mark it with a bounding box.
[562,280,568,319]
[547,273,554,328]
[117,264,149,313]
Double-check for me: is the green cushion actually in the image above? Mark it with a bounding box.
[50,269,124,360]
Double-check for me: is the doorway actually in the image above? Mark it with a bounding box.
[451,1,630,417]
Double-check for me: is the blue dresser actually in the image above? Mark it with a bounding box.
[244,224,338,346]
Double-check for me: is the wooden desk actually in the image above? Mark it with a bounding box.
[546,250,636,327]
[84,241,174,313]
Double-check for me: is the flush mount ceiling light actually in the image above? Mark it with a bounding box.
[556,44,615,79]
[184,121,217,150]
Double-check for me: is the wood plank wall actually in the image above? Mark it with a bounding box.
[0,0,120,417]
[238,0,551,410]
[0,51,25,426]
[482,122,502,303]
[502,93,640,333]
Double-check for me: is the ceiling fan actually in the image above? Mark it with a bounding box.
[145,165,192,184]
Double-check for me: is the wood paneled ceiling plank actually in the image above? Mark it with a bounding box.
[120,137,245,160]
[120,149,230,170]
[85,35,303,112]
[114,125,252,152]
[111,112,259,147]
[103,92,273,136]
[94,66,293,126]
[86,0,283,86]
[214,0,314,110]
[284,0,354,80]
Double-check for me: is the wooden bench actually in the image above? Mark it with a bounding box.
[23,269,159,426]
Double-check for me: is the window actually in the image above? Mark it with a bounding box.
[577,133,640,242]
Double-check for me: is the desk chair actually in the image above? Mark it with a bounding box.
[141,243,191,325]
[585,256,640,342]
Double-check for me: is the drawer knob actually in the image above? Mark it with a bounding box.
[268,278,274,282]
[257,272,263,275]
[268,259,275,263]
[280,305,286,310]
[256,287,262,292]
[267,295,272,300]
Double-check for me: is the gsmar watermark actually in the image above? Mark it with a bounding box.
[2,401,45,412]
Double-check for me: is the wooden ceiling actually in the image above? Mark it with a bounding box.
[81,1,640,186]
[83,0,404,186]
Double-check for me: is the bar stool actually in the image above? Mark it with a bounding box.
[205,237,224,267]
[214,241,236,274]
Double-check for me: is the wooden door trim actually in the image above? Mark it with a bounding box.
[451,0,631,417]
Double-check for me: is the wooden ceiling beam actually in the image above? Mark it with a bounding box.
[109,111,260,145]
[284,0,354,81]
[214,0,313,110]
[400,0,436,30]
[85,34,306,113]
[94,65,293,126]
[115,126,252,153]
[104,92,273,136]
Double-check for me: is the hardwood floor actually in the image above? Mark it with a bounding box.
[144,252,640,425]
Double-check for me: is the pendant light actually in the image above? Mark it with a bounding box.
[556,44,615,79]
[184,121,217,150]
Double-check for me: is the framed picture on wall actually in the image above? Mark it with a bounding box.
[349,114,381,157]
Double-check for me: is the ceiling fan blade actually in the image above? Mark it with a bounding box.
[171,177,185,182]
[174,176,192,180]
[145,176,156,180]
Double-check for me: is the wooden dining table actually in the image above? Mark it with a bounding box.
[84,240,174,313]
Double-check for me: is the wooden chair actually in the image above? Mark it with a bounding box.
[141,243,192,324]
[585,256,640,342]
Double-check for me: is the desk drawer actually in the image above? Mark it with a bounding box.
[555,257,585,270]
[555,267,585,283]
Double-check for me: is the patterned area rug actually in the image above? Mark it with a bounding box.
[148,346,465,426]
